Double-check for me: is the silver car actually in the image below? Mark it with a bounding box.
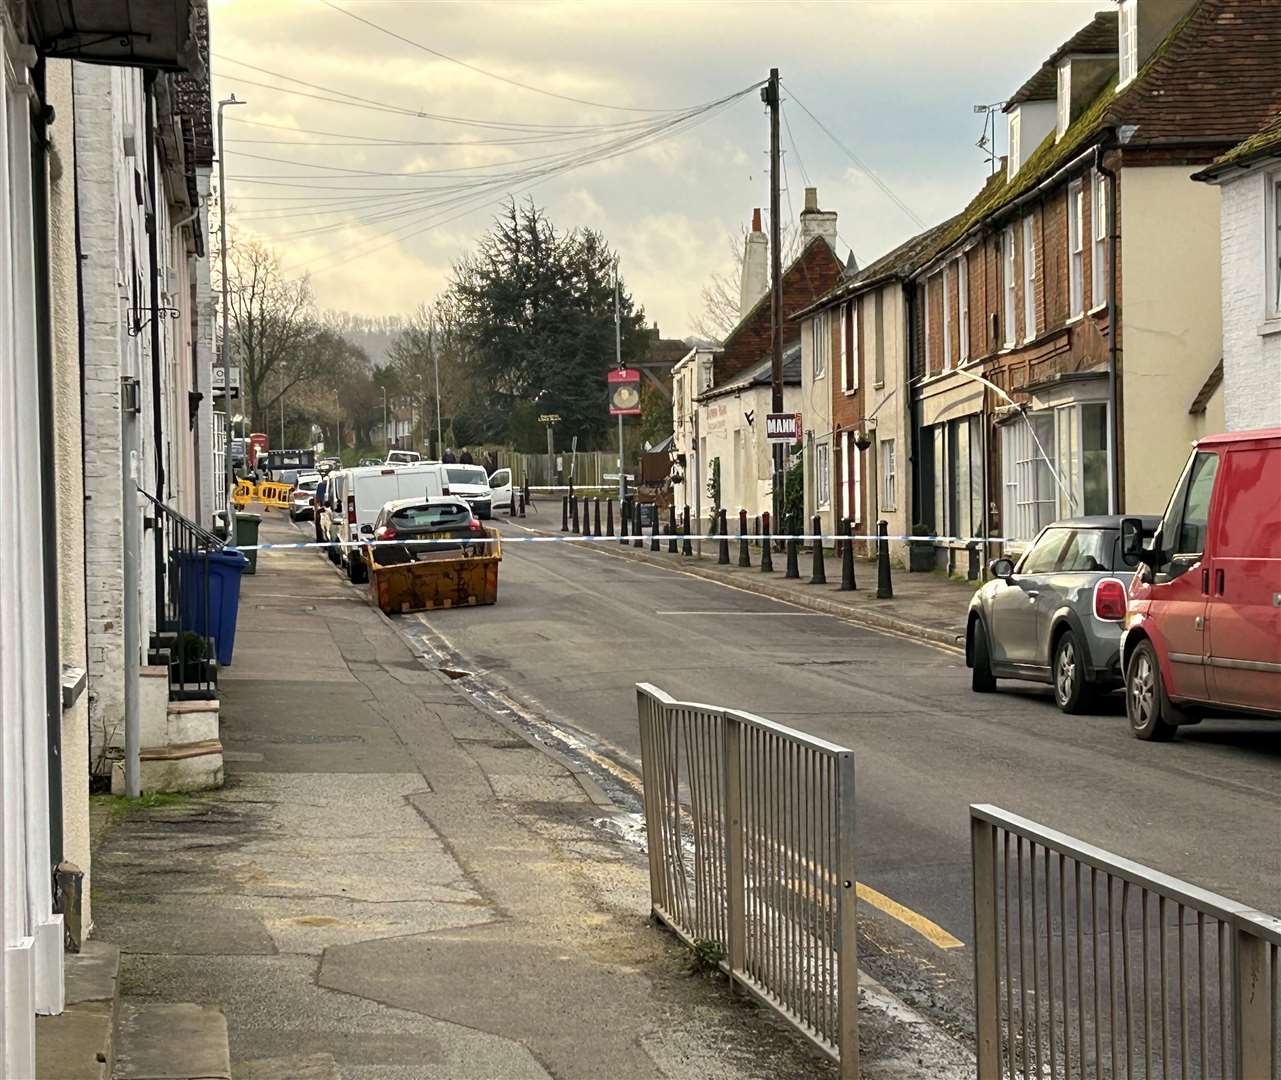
[966,516,1159,713]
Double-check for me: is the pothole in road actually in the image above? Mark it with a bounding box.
[439,667,473,680]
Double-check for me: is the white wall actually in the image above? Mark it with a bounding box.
[1120,166,1226,512]
[799,313,833,530]
[1219,167,1281,431]
[861,283,912,562]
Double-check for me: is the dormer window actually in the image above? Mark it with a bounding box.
[1008,112,1021,181]
[1118,0,1138,87]
[1056,61,1071,139]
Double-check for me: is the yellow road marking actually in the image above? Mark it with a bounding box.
[856,882,965,949]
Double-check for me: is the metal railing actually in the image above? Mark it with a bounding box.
[972,804,1280,1079]
[143,490,225,701]
[637,683,859,1078]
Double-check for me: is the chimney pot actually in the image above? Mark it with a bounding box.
[751,208,762,232]
[804,187,818,213]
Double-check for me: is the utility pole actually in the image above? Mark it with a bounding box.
[763,68,784,531]
[431,314,443,459]
[615,256,624,503]
[335,391,342,459]
[216,94,245,504]
[381,384,387,453]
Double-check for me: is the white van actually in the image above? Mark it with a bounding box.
[328,464,446,582]
[385,449,421,466]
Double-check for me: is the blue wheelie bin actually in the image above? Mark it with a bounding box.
[176,548,249,666]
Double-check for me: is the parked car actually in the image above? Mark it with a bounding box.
[366,497,481,564]
[385,449,422,466]
[443,464,493,519]
[289,473,322,521]
[327,464,447,583]
[1119,428,1281,740]
[967,516,1159,713]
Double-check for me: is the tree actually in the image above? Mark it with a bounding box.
[447,198,648,449]
[385,301,474,457]
[224,238,341,428]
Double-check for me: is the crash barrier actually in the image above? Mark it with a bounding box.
[971,804,1281,1080]
[636,683,860,1079]
[229,480,294,510]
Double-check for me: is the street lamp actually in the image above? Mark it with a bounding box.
[381,384,388,452]
[217,93,246,506]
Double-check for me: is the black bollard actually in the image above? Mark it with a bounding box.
[594,498,602,538]
[620,499,629,543]
[967,541,980,582]
[754,515,761,549]
[760,511,774,573]
[738,509,751,567]
[606,499,615,537]
[668,505,678,554]
[522,480,530,510]
[582,497,592,538]
[809,514,827,585]
[650,518,660,552]
[633,502,643,549]
[876,520,894,599]
[718,509,731,564]
[785,517,800,579]
[570,496,580,534]
[840,519,857,591]
[562,495,570,532]
[682,506,693,557]
[518,492,526,518]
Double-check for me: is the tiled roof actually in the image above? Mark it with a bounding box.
[1006,66,1058,110]
[700,342,801,400]
[1047,10,1118,63]
[1106,0,1281,147]
[1195,110,1281,178]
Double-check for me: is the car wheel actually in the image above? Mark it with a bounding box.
[1126,640,1177,741]
[1053,630,1096,714]
[971,618,996,693]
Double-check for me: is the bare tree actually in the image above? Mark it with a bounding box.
[386,300,473,456]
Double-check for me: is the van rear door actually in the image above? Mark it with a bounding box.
[1206,442,1281,714]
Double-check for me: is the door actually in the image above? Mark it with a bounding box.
[489,468,512,511]
[1207,445,1281,713]
[1148,450,1219,701]
[990,527,1070,666]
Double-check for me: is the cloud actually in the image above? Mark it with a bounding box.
[211,0,1101,334]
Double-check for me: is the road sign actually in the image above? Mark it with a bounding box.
[213,365,240,398]
[538,413,561,423]
[608,368,642,416]
[766,412,802,443]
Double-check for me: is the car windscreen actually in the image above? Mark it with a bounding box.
[391,504,472,530]
[1055,529,1115,572]
[446,466,488,485]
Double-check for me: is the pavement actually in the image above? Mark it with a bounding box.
[88,508,975,1080]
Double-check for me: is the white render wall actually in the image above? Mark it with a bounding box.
[1219,167,1281,431]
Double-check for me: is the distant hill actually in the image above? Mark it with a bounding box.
[322,312,404,370]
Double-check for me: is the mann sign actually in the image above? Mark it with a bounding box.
[765,412,802,443]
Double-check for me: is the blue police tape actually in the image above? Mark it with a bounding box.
[231,532,1015,552]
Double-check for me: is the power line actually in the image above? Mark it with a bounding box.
[780,102,812,188]
[321,0,683,114]
[784,84,925,229]
[224,116,631,148]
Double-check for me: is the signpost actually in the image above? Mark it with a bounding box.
[609,367,641,502]
[540,413,560,487]
[765,412,803,443]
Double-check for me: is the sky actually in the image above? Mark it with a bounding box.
[209,0,1103,339]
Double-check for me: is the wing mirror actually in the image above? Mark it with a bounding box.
[360,523,375,536]
[989,558,1015,582]
[1119,517,1153,568]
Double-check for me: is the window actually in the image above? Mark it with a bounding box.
[1002,414,1057,542]
[1057,529,1113,573]
[852,438,863,523]
[1092,170,1108,309]
[815,440,831,510]
[1068,180,1085,318]
[1002,403,1110,542]
[839,303,849,390]
[839,431,850,520]
[873,290,886,385]
[924,275,934,372]
[1008,111,1021,180]
[1271,175,1281,315]
[1056,61,1071,139]
[933,425,946,534]
[947,417,984,540]
[881,439,896,510]
[942,262,953,370]
[1156,451,1219,578]
[811,311,829,378]
[1022,215,1037,341]
[1020,528,1072,575]
[958,255,970,363]
[1002,226,1016,347]
[1118,0,1138,87]
[847,300,860,391]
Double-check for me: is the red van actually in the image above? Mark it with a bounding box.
[1119,428,1281,740]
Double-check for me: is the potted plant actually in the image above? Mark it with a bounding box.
[908,523,936,572]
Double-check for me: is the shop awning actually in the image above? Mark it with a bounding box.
[28,0,197,72]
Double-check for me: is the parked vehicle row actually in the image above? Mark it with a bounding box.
[967,428,1281,739]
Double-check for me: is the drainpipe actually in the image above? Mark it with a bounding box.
[1095,143,1121,513]
[144,72,167,618]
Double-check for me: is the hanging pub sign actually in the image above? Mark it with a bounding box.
[608,367,642,416]
[765,412,803,443]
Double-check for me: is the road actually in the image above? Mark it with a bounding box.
[291,512,1280,1035]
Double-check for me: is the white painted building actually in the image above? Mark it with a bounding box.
[1193,114,1281,432]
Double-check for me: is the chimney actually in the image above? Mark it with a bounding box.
[799,187,837,251]
[739,208,768,319]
